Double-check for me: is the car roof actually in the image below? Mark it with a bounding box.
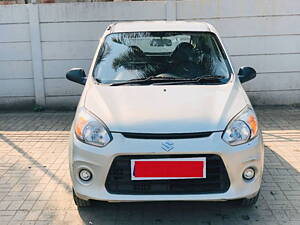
[109,21,216,33]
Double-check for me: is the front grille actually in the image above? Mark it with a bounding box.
[121,132,212,139]
[105,154,230,195]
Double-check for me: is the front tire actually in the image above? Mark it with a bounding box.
[73,189,91,207]
[240,191,260,207]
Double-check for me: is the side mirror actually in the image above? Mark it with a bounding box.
[238,67,256,83]
[66,68,86,85]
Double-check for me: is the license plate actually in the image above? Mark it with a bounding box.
[131,157,206,180]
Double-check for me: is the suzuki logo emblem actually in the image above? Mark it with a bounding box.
[161,141,174,152]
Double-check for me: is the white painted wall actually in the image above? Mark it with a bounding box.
[0,0,300,109]
[0,5,34,108]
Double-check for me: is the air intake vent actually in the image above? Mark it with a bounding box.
[105,154,230,195]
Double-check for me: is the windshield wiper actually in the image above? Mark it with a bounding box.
[109,76,186,86]
[95,78,101,84]
[154,75,227,85]
[192,75,226,82]
[109,75,226,86]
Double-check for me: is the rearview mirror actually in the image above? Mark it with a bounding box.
[66,68,86,85]
[238,67,256,83]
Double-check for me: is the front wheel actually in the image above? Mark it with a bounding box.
[73,189,91,207]
[239,191,260,207]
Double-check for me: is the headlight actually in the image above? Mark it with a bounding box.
[222,106,258,146]
[74,108,112,147]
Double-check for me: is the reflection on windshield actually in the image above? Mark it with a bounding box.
[93,32,232,84]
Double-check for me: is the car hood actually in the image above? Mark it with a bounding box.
[84,81,248,133]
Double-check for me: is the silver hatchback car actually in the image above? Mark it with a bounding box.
[66,21,264,207]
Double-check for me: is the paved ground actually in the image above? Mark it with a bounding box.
[0,107,300,225]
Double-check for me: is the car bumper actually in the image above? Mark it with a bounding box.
[69,131,264,202]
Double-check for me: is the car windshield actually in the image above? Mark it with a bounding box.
[93,32,232,84]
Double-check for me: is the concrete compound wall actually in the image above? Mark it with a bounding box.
[0,0,300,109]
